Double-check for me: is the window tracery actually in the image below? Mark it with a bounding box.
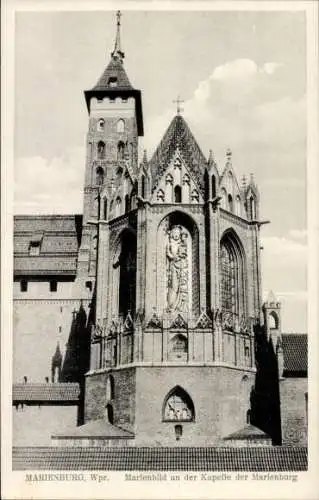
[163,387,195,422]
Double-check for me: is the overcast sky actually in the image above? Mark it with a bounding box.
[14,9,307,332]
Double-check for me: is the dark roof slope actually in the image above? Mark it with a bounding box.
[12,383,80,405]
[224,424,271,441]
[14,215,82,277]
[281,334,307,376]
[13,446,307,471]
[52,418,134,439]
[149,115,207,195]
[93,58,133,90]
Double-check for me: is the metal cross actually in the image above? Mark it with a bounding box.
[173,95,184,115]
[116,10,122,26]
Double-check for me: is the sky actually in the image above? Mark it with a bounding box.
[14,9,307,332]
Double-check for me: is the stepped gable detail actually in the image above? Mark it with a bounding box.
[149,115,207,196]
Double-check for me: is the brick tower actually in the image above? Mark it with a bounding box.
[83,12,265,446]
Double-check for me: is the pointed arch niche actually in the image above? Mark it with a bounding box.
[157,211,200,317]
[111,229,137,320]
[220,229,247,319]
[162,386,195,422]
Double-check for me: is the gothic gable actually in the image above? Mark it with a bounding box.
[219,153,244,216]
[148,115,207,197]
[150,150,204,204]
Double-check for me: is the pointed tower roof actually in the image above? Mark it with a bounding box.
[84,11,143,135]
[149,114,207,194]
[52,342,62,366]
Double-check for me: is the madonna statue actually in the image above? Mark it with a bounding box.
[166,225,189,313]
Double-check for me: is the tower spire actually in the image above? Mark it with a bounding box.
[111,10,124,63]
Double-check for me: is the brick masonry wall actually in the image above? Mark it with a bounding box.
[84,367,136,434]
[280,377,307,445]
[134,365,254,446]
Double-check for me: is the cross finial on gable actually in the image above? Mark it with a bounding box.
[173,95,184,115]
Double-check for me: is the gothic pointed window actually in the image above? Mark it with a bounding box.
[220,245,235,313]
[163,386,195,422]
[174,185,182,203]
[119,231,137,317]
[220,232,246,317]
[97,141,105,159]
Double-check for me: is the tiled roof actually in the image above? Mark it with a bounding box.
[281,334,307,375]
[149,115,207,196]
[12,383,80,404]
[53,418,134,439]
[93,58,133,90]
[224,425,271,441]
[14,215,82,277]
[12,446,307,471]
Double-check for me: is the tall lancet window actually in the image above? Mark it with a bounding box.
[220,232,246,317]
[220,245,235,313]
[118,231,137,317]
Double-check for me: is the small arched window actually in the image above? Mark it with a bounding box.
[97,119,105,132]
[97,141,105,159]
[96,167,104,186]
[174,185,182,203]
[211,175,216,198]
[117,141,125,160]
[117,119,125,133]
[103,198,108,220]
[115,197,121,217]
[170,334,188,360]
[228,194,233,212]
[246,409,251,424]
[269,311,279,330]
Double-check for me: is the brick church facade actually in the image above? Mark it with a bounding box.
[13,12,307,454]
